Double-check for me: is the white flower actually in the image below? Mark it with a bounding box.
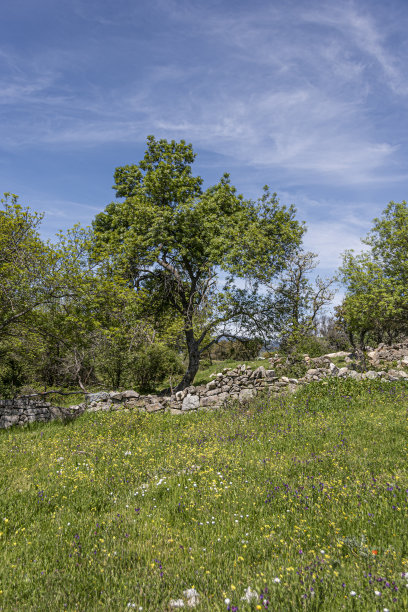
[124,451,132,456]
[127,604,136,608]
[169,599,185,608]
[183,588,200,607]
[241,587,258,602]
[375,590,381,596]
[224,598,230,605]
[273,577,281,583]
[350,591,356,596]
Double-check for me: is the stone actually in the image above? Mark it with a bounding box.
[169,408,184,415]
[252,366,266,379]
[216,392,229,403]
[182,394,200,411]
[239,388,256,402]
[122,390,140,399]
[347,370,362,380]
[203,388,219,397]
[86,391,110,402]
[364,370,380,380]
[206,379,218,390]
[200,396,220,407]
[175,390,186,402]
[329,362,339,375]
[325,351,352,359]
[109,391,123,400]
[146,403,164,413]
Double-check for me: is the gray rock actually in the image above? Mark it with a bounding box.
[182,394,200,411]
[329,362,339,375]
[146,403,164,413]
[122,390,140,399]
[239,388,256,402]
[206,379,218,390]
[205,388,221,397]
[347,370,362,380]
[364,370,380,380]
[200,396,220,407]
[109,391,123,400]
[86,391,110,402]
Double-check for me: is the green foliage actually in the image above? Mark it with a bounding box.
[292,334,332,357]
[92,136,303,388]
[130,343,183,392]
[339,200,408,346]
[0,356,26,398]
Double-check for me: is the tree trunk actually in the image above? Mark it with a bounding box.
[175,329,201,391]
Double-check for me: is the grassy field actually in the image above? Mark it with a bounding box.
[1,379,407,611]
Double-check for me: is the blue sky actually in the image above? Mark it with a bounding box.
[2,0,408,294]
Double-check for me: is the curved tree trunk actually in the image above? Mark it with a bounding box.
[175,328,201,391]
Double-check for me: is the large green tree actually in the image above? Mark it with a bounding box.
[339,200,408,347]
[92,136,304,389]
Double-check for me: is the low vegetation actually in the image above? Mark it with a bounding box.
[1,379,407,611]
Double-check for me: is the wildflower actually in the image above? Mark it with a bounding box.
[372,549,378,555]
[350,591,356,596]
[375,590,381,596]
[169,599,184,608]
[241,586,258,602]
[224,598,230,605]
[273,577,280,583]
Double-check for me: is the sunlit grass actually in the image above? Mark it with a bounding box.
[1,379,407,610]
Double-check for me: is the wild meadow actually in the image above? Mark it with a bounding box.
[1,379,407,611]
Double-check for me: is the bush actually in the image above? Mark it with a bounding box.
[0,356,26,398]
[130,343,183,392]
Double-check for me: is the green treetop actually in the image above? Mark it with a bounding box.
[92,136,304,389]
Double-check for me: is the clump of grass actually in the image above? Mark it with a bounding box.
[0,379,407,610]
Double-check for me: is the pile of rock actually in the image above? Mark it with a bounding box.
[367,341,408,368]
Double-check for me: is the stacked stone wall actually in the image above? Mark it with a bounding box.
[2,346,408,429]
[0,398,84,429]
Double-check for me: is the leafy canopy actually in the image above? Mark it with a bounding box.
[92,136,304,388]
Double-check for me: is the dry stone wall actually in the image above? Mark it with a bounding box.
[2,347,408,429]
[0,398,85,429]
[72,354,408,416]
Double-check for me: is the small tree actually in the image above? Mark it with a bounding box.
[92,136,303,389]
[339,201,408,348]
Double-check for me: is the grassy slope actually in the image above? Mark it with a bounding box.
[1,379,407,611]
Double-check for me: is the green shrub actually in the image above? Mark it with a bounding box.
[130,343,183,392]
[0,356,26,398]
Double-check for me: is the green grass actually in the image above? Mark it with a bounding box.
[1,379,407,611]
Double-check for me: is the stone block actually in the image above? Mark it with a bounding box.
[182,394,200,411]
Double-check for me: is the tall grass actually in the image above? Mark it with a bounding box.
[1,379,407,611]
